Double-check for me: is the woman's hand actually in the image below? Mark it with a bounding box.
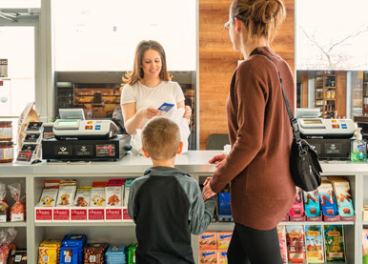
[202,177,216,201]
[142,106,163,120]
[209,153,227,168]
[183,105,192,119]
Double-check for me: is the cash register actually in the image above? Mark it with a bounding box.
[42,116,131,161]
[296,108,355,160]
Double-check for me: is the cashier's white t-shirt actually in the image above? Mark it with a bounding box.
[121,80,185,124]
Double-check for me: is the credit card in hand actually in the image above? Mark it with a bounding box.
[158,102,175,114]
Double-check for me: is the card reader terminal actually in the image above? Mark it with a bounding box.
[53,119,119,139]
[297,118,355,139]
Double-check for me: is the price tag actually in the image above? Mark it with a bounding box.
[11,213,24,222]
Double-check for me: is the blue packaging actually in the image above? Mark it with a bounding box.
[218,193,231,216]
[303,189,321,217]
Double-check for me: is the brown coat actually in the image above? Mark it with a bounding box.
[210,47,296,230]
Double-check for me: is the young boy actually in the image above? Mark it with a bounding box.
[128,117,216,264]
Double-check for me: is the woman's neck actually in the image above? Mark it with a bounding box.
[241,37,268,60]
[140,78,162,88]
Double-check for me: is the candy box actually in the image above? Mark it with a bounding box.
[289,187,305,219]
[73,186,91,207]
[305,225,324,263]
[38,246,58,264]
[91,187,106,207]
[303,189,320,218]
[286,225,307,263]
[277,225,288,264]
[105,185,122,206]
[199,250,218,264]
[218,249,228,264]
[217,231,232,249]
[324,225,346,262]
[56,185,76,207]
[198,231,217,250]
[38,187,59,207]
[318,179,338,218]
[123,179,134,207]
[328,177,355,218]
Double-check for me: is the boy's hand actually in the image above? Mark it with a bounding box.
[183,105,192,119]
[202,178,216,201]
[208,153,227,168]
[142,106,162,119]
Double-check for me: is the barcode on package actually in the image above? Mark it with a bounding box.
[90,255,96,262]
[43,256,49,262]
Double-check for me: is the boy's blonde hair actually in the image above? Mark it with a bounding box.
[142,117,181,161]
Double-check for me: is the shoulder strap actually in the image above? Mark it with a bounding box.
[249,52,301,140]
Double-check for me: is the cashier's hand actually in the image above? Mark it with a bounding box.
[209,154,227,168]
[142,106,163,120]
[202,177,216,201]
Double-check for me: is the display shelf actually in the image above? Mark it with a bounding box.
[35,222,134,227]
[1,151,368,263]
[279,221,355,226]
[0,222,27,227]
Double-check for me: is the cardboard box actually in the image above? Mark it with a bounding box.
[217,231,232,249]
[88,208,105,222]
[70,207,87,222]
[199,231,217,250]
[122,207,133,222]
[105,207,123,222]
[218,249,228,264]
[199,250,218,263]
[53,208,70,222]
[35,207,53,222]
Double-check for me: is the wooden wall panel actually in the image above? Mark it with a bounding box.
[199,0,295,149]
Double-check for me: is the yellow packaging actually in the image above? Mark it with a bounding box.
[38,247,57,264]
[217,231,232,249]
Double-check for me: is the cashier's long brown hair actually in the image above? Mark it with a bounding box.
[231,0,286,45]
[122,40,172,86]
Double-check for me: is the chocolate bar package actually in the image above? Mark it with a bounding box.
[56,185,77,207]
[199,231,217,250]
[303,189,320,217]
[318,179,338,217]
[277,225,288,264]
[289,187,304,218]
[91,182,106,207]
[105,185,122,206]
[323,225,346,262]
[305,225,324,263]
[328,177,355,217]
[38,186,59,207]
[74,186,91,207]
[286,225,307,263]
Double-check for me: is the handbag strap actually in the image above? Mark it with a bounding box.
[249,51,301,141]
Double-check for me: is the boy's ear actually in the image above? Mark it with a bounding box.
[141,147,150,158]
[177,141,184,155]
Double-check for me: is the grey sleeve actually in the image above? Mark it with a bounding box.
[127,176,149,223]
[177,177,217,235]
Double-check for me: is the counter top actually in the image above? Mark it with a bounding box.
[2,150,368,176]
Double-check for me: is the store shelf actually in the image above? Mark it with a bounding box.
[0,222,27,227]
[35,222,135,227]
[279,221,355,226]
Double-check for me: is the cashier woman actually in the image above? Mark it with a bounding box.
[120,40,191,135]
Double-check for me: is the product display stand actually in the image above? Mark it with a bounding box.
[0,151,367,263]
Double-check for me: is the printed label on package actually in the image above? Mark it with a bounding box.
[106,208,122,220]
[71,209,87,220]
[96,144,115,157]
[36,209,52,220]
[53,209,70,220]
[74,145,93,156]
[88,209,104,220]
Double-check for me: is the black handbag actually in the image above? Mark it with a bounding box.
[251,52,322,191]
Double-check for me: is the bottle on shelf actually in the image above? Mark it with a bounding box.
[351,128,367,162]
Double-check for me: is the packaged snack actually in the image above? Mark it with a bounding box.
[328,177,355,217]
[127,243,137,264]
[7,249,27,264]
[363,229,368,264]
[44,180,61,188]
[8,183,25,222]
[38,186,59,207]
[105,185,122,206]
[318,179,338,217]
[199,250,218,263]
[19,179,26,221]
[217,231,232,249]
[286,225,306,263]
[289,187,304,218]
[305,225,324,263]
[56,185,77,207]
[105,244,127,263]
[0,228,17,264]
[218,249,228,264]
[199,231,217,250]
[74,186,92,207]
[124,179,134,207]
[277,225,288,264]
[0,182,9,222]
[324,225,346,262]
[303,189,320,218]
[84,243,108,263]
